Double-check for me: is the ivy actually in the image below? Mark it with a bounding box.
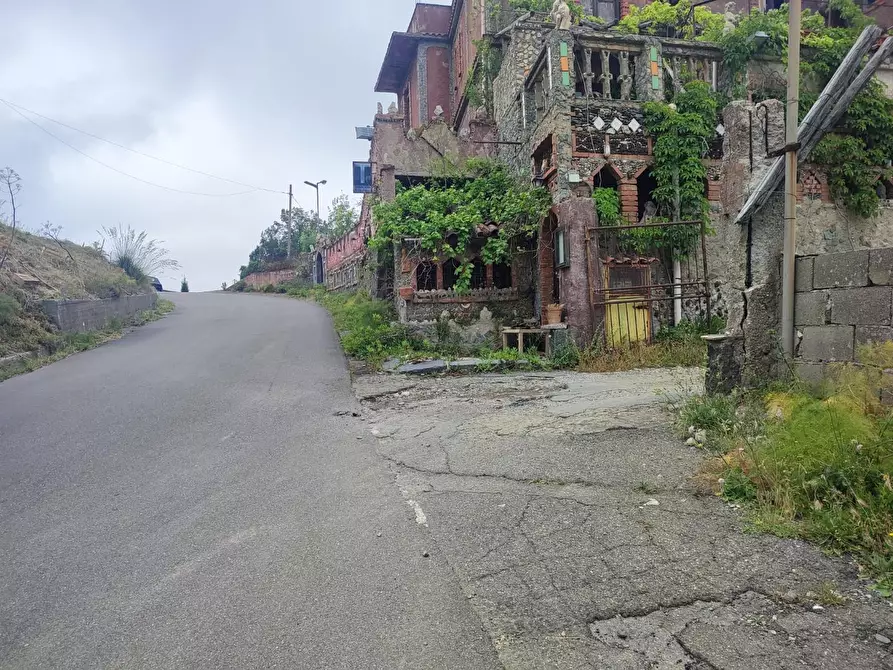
[616,0,724,42]
[371,159,552,294]
[641,81,717,256]
[812,79,893,218]
[465,38,504,116]
[593,187,621,226]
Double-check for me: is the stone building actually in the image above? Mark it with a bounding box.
[320,0,893,370]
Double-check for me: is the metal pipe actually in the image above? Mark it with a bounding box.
[782,0,801,360]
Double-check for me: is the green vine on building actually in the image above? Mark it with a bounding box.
[371,159,552,294]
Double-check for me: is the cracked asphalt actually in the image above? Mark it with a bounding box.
[355,370,893,669]
[0,293,499,670]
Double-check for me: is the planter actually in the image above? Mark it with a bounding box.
[544,303,564,325]
[398,286,415,300]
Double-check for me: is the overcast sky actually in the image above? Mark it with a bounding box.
[0,0,440,291]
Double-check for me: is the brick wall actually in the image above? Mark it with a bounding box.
[795,248,893,380]
[618,180,638,222]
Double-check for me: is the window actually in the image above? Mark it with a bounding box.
[493,263,513,289]
[416,262,437,291]
[470,259,486,290]
[555,229,569,268]
[442,259,460,290]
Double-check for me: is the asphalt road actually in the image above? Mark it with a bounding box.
[0,293,499,670]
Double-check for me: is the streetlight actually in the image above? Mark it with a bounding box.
[304,179,327,220]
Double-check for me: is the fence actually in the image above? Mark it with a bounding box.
[588,220,711,349]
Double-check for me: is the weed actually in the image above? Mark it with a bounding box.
[636,481,659,494]
[813,582,847,606]
[577,337,707,373]
[0,292,21,326]
[679,344,893,592]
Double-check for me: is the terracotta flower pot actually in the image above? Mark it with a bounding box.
[544,303,564,325]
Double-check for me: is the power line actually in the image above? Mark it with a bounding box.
[0,98,287,198]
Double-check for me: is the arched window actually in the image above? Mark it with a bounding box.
[442,259,460,290]
[470,259,486,290]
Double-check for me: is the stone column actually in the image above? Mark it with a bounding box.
[379,165,396,203]
[555,197,597,344]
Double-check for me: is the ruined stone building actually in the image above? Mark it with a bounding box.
[319,0,893,385]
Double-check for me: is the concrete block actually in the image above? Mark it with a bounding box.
[795,257,814,293]
[794,291,829,326]
[794,361,826,389]
[813,250,869,288]
[829,287,892,326]
[855,325,893,346]
[869,248,893,286]
[798,325,854,362]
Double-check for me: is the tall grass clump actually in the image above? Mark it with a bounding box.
[101,225,180,282]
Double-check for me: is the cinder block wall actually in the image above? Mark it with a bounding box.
[42,293,158,334]
[795,248,893,381]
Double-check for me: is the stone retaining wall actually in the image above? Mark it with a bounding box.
[42,292,157,333]
[795,248,893,380]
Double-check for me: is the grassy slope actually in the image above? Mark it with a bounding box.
[0,223,150,357]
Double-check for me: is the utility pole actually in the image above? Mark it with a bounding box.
[287,183,294,259]
[781,0,801,360]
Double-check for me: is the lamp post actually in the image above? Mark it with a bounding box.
[304,179,327,220]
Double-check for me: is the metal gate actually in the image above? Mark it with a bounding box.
[587,220,711,349]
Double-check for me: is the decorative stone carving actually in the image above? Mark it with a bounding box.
[724,2,739,35]
[600,51,613,100]
[551,0,572,30]
[618,51,633,101]
[432,105,445,121]
[388,101,398,114]
[377,102,384,115]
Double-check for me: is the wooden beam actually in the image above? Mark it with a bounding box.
[734,25,884,224]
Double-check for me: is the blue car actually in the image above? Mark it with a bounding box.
[149,277,163,292]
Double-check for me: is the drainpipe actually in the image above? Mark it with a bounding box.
[673,168,683,325]
[781,0,801,359]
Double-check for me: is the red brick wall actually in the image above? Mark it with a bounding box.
[707,179,723,202]
[409,3,452,34]
[427,46,452,123]
[619,180,639,223]
[452,0,485,115]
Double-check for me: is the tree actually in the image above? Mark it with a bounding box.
[101,225,180,282]
[324,194,360,239]
[240,206,319,279]
[0,168,23,273]
[181,277,189,292]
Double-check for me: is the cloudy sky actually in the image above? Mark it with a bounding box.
[0,0,438,291]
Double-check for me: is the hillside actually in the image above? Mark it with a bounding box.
[0,224,148,357]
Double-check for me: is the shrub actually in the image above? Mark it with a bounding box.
[262,283,275,293]
[0,292,21,326]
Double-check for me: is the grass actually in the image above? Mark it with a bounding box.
[285,287,718,373]
[0,299,174,382]
[675,342,893,596]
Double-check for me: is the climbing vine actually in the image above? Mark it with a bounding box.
[593,187,621,226]
[617,0,724,42]
[637,81,717,256]
[371,159,552,294]
[465,38,505,116]
[719,0,893,218]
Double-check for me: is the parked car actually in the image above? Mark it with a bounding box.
[149,277,163,292]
